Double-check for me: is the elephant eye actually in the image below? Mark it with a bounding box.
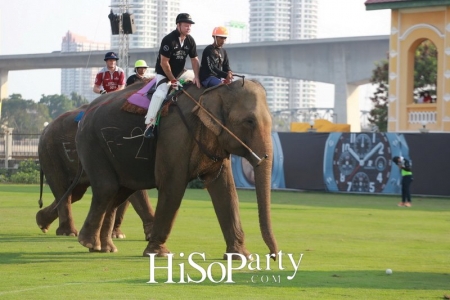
[243,118,256,127]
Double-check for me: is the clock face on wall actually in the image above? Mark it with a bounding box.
[327,133,394,193]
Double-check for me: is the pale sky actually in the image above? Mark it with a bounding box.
[0,0,390,105]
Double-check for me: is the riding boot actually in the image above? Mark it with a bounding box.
[144,85,168,139]
[144,125,155,139]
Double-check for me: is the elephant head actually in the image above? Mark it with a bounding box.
[195,80,278,258]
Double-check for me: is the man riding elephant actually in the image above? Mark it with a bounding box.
[36,105,154,240]
[66,77,278,258]
[143,13,201,138]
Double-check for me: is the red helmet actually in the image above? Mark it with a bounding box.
[212,26,229,38]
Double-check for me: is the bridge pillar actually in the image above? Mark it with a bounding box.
[333,83,361,132]
[0,69,8,101]
[332,46,361,131]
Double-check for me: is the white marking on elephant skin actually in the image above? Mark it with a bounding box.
[130,127,149,160]
[100,127,149,160]
[100,127,121,157]
[62,142,75,162]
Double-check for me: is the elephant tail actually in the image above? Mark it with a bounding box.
[38,168,44,208]
[53,160,84,210]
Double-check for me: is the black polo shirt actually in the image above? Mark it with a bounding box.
[155,29,198,78]
[126,74,145,86]
[199,44,231,82]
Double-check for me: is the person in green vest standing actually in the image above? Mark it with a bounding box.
[393,156,413,207]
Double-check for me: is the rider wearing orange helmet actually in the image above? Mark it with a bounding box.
[199,26,233,87]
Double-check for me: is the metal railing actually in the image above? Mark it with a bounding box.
[0,129,40,168]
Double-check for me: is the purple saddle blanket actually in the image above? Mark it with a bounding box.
[126,77,156,109]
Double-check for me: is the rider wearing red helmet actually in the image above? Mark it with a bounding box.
[199,26,233,87]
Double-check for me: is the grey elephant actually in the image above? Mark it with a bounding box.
[36,104,154,239]
[67,79,278,258]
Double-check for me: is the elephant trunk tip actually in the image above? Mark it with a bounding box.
[267,243,279,261]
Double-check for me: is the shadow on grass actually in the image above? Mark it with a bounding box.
[184,188,450,212]
[117,269,450,290]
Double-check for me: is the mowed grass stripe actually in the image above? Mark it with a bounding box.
[0,184,449,299]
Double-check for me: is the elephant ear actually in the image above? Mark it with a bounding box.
[193,92,224,136]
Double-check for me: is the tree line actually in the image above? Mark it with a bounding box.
[1,92,88,134]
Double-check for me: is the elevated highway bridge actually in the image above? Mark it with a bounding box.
[0,35,389,129]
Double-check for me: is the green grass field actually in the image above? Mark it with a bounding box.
[0,184,449,299]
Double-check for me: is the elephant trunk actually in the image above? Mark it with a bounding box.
[253,153,279,260]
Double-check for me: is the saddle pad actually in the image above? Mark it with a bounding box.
[127,77,156,109]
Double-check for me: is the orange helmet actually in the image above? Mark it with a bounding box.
[212,26,229,38]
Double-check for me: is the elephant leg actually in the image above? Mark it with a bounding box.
[56,185,88,236]
[82,188,133,252]
[143,186,184,257]
[96,187,134,253]
[78,186,119,252]
[128,190,154,241]
[206,163,249,260]
[93,206,118,253]
[112,201,129,239]
[36,184,85,236]
[36,199,59,234]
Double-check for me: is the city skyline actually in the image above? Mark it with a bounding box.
[249,0,318,113]
[0,0,390,106]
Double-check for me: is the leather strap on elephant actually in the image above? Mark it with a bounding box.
[172,102,225,163]
[181,89,268,166]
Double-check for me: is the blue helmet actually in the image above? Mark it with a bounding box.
[104,51,119,61]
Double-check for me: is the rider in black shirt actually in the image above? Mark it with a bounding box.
[199,26,233,87]
[126,60,149,86]
[144,13,201,138]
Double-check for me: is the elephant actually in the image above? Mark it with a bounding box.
[36,104,154,239]
[69,79,278,258]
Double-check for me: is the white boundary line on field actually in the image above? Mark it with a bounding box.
[0,277,139,296]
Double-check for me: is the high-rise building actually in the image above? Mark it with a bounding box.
[60,31,110,103]
[61,1,180,102]
[249,0,318,112]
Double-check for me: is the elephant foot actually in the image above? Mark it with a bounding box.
[223,247,251,260]
[143,223,153,241]
[36,209,57,233]
[56,225,78,237]
[88,239,118,253]
[78,229,101,251]
[111,228,126,239]
[142,242,171,257]
[88,246,117,253]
